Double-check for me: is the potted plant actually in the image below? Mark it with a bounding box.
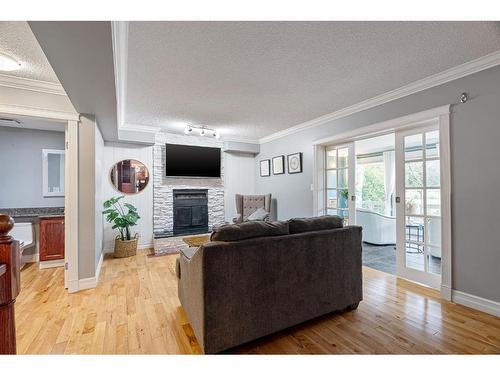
[103,196,140,258]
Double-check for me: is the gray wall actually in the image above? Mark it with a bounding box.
[78,115,104,279]
[255,65,500,303]
[95,121,104,270]
[0,126,65,208]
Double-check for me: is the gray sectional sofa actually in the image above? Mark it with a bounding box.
[176,216,363,353]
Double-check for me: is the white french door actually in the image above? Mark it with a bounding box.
[395,125,442,289]
[325,143,356,224]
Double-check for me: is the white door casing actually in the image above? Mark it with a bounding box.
[0,104,80,292]
[313,105,452,299]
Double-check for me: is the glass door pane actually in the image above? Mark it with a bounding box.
[325,143,354,224]
[396,127,442,289]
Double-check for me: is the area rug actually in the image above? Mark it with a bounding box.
[182,234,211,247]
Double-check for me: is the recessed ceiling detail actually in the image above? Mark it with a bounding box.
[122,21,500,141]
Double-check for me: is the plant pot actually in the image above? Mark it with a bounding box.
[114,235,138,258]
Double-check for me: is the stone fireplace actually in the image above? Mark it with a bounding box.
[173,189,208,236]
[153,133,225,249]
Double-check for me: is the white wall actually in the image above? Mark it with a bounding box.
[223,152,256,222]
[102,142,154,250]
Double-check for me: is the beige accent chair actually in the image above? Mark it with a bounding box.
[233,194,272,223]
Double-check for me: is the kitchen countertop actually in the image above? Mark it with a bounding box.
[0,207,64,222]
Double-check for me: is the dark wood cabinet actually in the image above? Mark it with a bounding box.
[39,216,65,261]
[1,214,21,354]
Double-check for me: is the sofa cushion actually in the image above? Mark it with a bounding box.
[210,220,289,242]
[288,215,343,234]
[180,247,199,260]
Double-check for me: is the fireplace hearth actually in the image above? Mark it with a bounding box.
[173,189,209,236]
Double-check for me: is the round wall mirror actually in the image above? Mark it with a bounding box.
[110,159,150,194]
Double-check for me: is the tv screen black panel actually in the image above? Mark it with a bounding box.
[165,144,221,178]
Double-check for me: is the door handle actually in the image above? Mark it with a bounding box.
[395,196,401,203]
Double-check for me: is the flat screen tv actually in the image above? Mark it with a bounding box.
[165,144,221,178]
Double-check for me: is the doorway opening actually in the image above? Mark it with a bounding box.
[314,106,451,295]
[0,110,79,292]
[354,133,398,275]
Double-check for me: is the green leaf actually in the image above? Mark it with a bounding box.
[103,196,140,236]
[124,203,137,212]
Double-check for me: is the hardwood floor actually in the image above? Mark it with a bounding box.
[15,249,500,354]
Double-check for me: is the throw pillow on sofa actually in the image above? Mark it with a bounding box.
[247,207,269,221]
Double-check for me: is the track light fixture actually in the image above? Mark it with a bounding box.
[184,124,220,140]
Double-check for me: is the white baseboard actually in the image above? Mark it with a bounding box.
[21,253,39,264]
[441,285,452,301]
[39,259,65,269]
[67,279,79,293]
[76,251,104,291]
[452,290,500,317]
[78,276,98,291]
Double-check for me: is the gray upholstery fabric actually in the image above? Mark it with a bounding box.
[210,220,289,242]
[178,247,205,346]
[288,215,343,234]
[178,223,363,353]
[175,257,181,279]
[234,194,272,223]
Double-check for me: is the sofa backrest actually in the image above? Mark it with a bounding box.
[211,215,344,242]
[210,220,289,242]
[288,215,343,234]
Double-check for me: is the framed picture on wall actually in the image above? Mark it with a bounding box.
[272,155,285,175]
[287,152,303,174]
[260,159,271,177]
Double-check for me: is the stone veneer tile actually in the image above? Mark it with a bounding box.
[153,133,225,253]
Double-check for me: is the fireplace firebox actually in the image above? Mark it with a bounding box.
[173,189,209,236]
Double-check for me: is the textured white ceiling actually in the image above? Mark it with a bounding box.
[0,21,59,83]
[126,22,500,140]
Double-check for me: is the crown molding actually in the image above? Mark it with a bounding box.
[0,103,79,122]
[259,49,500,144]
[0,73,66,96]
